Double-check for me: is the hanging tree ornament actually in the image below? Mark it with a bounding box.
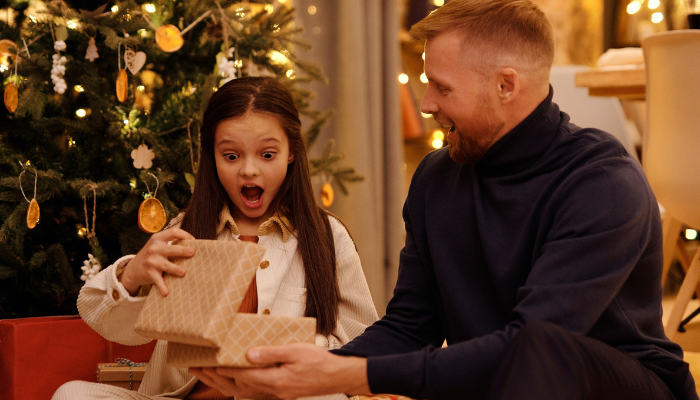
[131,143,155,169]
[321,180,334,208]
[138,173,167,234]
[116,43,128,102]
[124,46,146,75]
[18,161,40,229]
[49,23,68,94]
[85,37,99,62]
[4,42,19,113]
[146,10,211,53]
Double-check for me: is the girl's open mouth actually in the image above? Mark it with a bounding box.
[241,184,264,207]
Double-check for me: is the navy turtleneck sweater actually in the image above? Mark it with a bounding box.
[335,88,696,399]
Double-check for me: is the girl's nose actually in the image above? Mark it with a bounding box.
[240,158,260,177]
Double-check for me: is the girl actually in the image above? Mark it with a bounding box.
[53,77,378,400]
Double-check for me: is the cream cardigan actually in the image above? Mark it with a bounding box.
[76,208,378,399]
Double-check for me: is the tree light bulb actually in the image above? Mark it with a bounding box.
[687,229,698,240]
[651,12,664,23]
[627,1,641,14]
[398,73,409,84]
[138,85,145,92]
[648,0,660,9]
[123,119,129,125]
[432,130,444,141]
[420,72,428,83]
[74,85,84,92]
[308,6,317,15]
[434,0,445,6]
[432,138,443,149]
[265,4,274,13]
[67,19,78,29]
[111,5,119,13]
[76,109,87,118]
[144,3,156,13]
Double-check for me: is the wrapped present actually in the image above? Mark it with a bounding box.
[0,315,155,400]
[133,239,316,368]
[97,359,147,390]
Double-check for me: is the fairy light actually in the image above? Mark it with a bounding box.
[687,229,698,240]
[398,73,409,84]
[77,226,87,237]
[651,12,664,23]
[67,19,78,29]
[421,112,431,118]
[432,130,444,141]
[235,7,246,17]
[269,50,289,65]
[137,85,145,92]
[75,109,87,118]
[432,138,443,149]
[265,4,274,13]
[74,85,84,92]
[123,119,129,125]
[627,1,641,14]
[68,137,76,147]
[130,178,137,189]
[422,52,425,60]
[308,6,317,15]
[144,3,156,13]
[0,63,7,73]
[138,29,149,37]
[420,72,428,83]
[111,5,119,13]
[28,15,37,23]
[272,23,281,33]
[434,0,445,6]
[286,69,296,79]
[234,59,243,68]
[648,0,661,9]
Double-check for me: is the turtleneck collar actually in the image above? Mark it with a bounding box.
[475,86,560,177]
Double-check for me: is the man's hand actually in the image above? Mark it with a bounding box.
[189,343,370,399]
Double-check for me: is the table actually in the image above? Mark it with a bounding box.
[574,67,646,100]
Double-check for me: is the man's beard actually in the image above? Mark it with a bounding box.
[448,96,504,164]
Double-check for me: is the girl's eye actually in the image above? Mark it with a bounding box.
[262,151,276,160]
[224,153,239,161]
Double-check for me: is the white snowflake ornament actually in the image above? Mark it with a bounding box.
[131,143,155,169]
[80,253,102,282]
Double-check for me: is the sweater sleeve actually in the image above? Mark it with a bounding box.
[77,255,153,346]
[339,160,660,399]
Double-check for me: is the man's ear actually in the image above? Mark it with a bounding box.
[496,67,520,104]
[288,153,295,164]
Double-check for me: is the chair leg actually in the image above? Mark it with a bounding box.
[665,248,700,342]
[662,215,683,288]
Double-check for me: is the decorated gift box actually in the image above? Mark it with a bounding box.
[133,239,316,367]
[96,359,148,391]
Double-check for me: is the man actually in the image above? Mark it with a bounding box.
[191,1,698,399]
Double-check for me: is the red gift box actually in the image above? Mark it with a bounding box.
[0,315,156,400]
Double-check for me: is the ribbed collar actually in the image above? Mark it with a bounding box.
[475,86,560,177]
[215,205,293,242]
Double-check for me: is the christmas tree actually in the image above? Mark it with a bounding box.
[0,0,362,319]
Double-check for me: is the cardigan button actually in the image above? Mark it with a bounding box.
[260,261,270,269]
[262,309,270,315]
[112,290,120,301]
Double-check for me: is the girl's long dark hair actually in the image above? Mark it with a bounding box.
[180,77,340,336]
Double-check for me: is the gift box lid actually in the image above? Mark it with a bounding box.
[134,239,266,348]
[97,362,147,382]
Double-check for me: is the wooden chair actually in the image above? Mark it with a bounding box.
[642,30,700,342]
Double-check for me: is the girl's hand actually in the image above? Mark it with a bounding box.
[119,228,196,297]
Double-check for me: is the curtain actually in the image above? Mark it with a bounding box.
[295,0,405,315]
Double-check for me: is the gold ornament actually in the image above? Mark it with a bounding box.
[138,197,166,233]
[116,69,128,102]
[155,25,184,53]
[0,39,20,66]
[4,82,18,113]
[27,198,40,229]
[321,182,334,208]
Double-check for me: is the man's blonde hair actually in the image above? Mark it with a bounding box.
[410,0,555,81]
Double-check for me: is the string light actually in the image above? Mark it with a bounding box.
[627,1,641,14]
[286,69,296,79]
[77,226,87,237]
[123,119,129,125]
[111,5,119,13]
[308,6,317,15]
[74,85,84,92]
[234,59,243,68]
[648,0,660,9]
[432,138,443,149]
[434,0,445,6]
[144,3,156,13]
[398,73,409,84]
[76,109,86,117]
[67,19,78,29]
[651,12,664,23]
[269,50,289,65]
[687,229,698,240]
[130,178,137,189]
[265,4,274,13]
[68,137,76,147]
[420,72,428,83]
[137,85,145,92]
[28,15,37,23]
[421,112,432,118]
[432,130,444,141]
[0,63,7,73]
[422,52,425,60]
